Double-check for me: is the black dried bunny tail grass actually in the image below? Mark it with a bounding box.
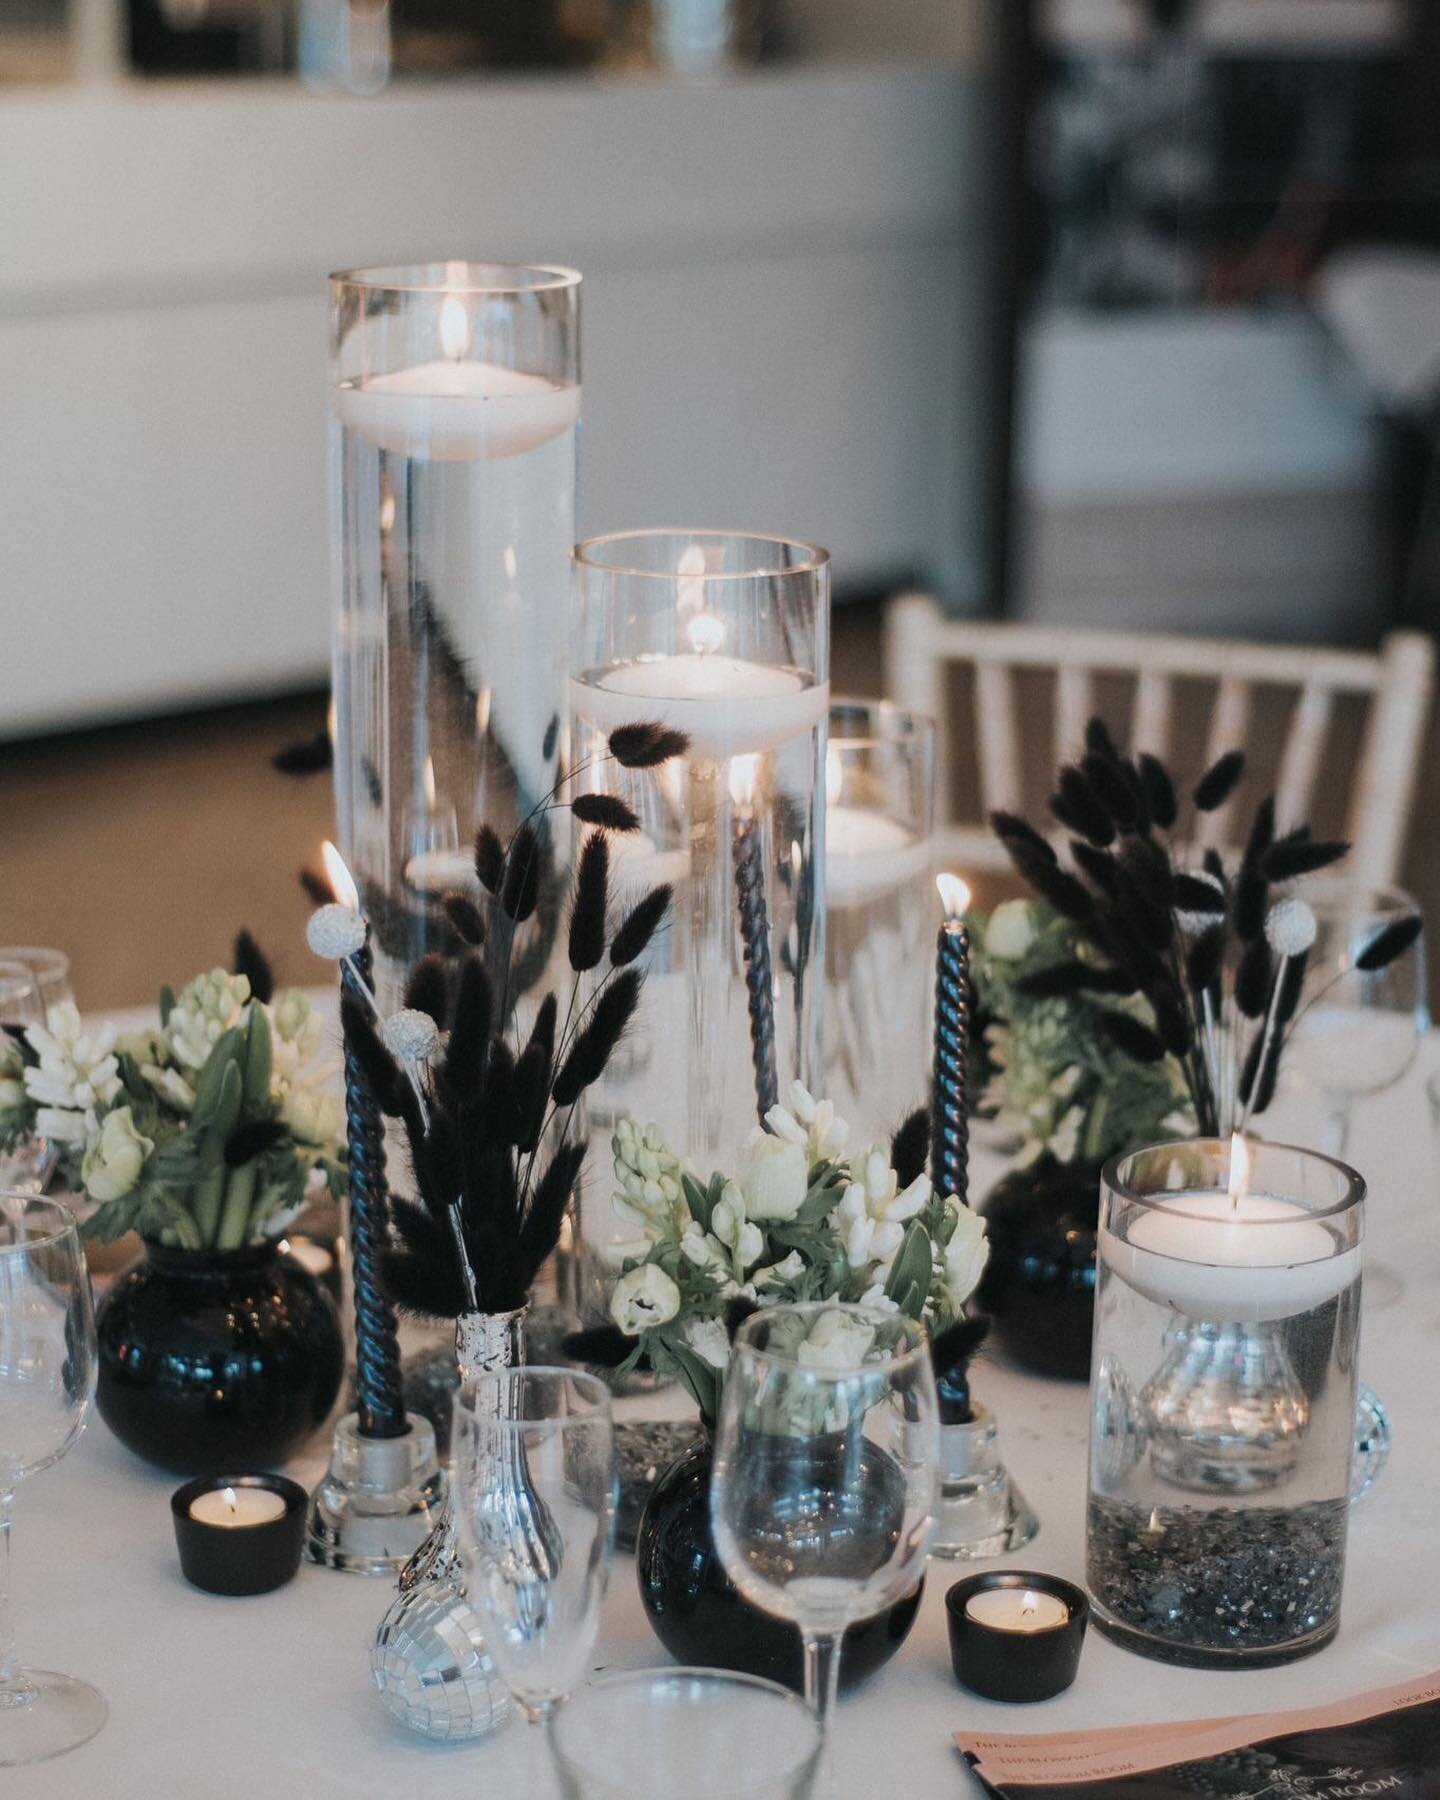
[232,929,275,1005]
[1194,750,1245,813]
[890,1108,929,1189]
[1071,840,1119,897]
[572,793,641,832]
[1186,925,1225,994]
[1084,716,1119,759]
[340,990,426,1141]
[562,1323,633,1369]
[1081,753,1139,833]
[437,956,492,1107]
[500,822,544,923]
[299,866,333,907]
[1050,766,1115,848]
[404,955,450,1025]
[224,1118,288,1166]
[1244,793,1277,866]
[519,1139,586,1276]
[608,722,691,768]
[1173,873,1225,916]
[990,811,1057,865]
[442,893,487,948]
[474,823,506,895]
[1355,913,1423,972]
[552,969,645,1107]
[1137,753,1177,830]
[610,885,673,968]
[272,731,332,776]
[1260,837,1350,881]
[1099,1010,1167,1064]
[932,1313,991,1424]
[1235,936,1273,1019]
[1017,961,1136,999]
[568,833,610,972]
[383,1198,473,1322]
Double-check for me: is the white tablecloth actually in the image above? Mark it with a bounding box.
[10,1050,1440,1798]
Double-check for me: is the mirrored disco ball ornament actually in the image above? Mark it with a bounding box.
[370,1563,510,1742]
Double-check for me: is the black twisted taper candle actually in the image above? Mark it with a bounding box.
[341,938,407,1440]
[732,809,779,1127]
[930,874,972,1205]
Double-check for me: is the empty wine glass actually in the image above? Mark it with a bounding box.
[550,1668,822,1800]
[0,951,72,1020]
[711,1303,938,1746]
[0,1196,104,1766]
[451,1367,616,1737]
[0,965,49,1196]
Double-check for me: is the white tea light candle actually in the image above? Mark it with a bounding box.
[825,806,931,907]
[189,1485,288,1528]
[963,1587,1070,1633]
[573,654,827,760]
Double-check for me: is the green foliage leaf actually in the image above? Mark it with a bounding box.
[883,1220,933,1320]
[189,1027,244,1128]
[158,984,176,1027]
[241,1004,272,1113]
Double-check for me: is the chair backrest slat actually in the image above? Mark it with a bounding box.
[1130,670,1171,761]
[975,658,1022,815]
[1274,683,1333,829]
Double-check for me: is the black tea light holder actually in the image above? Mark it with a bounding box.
[945,1572,1089,1703]
[171,1475,309,1597]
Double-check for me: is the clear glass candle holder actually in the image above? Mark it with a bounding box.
[821,699,935,1144]
[569,530,829,1281]
[330,261,581,1010]
[1088,1138,1364,1668]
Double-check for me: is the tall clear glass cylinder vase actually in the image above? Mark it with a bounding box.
[329,262,581,1012]
[1088,1138,1364,1668]
[569,530,830,1292]
[822,700,935,1146]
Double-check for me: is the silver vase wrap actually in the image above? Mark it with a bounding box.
[370,1308,525,1741]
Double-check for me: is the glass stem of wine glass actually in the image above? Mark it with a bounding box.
[801,1627,844,1727]
[1321,1104,1351,1160]
[0,1487,21,1696]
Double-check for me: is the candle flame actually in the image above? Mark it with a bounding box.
[1020,1590,1039,1616]
[1227,1131,1252,1211]
[936,872,970,919]
[825,743,844,808]
[729,753,760,809]
[439,288,470,362]
[475,688,492,737]
[222,1486,239,1516]
[321,841,360,911]
[423,755,437,811]
[326,695,336,744]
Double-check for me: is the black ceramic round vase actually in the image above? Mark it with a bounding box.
[635,1435,924,1694]
[980,1158,1100,1381]
[96,1240,344,1474]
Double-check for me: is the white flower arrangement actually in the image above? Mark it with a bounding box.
[599,1083,989,1426]
[8,969,346,1250]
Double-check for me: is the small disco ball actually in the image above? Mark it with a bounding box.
[371,1576,511,1742]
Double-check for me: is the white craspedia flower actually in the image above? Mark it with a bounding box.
[306,904,366,960]
[1265,897,1317,958]
[383,1008,440,1064]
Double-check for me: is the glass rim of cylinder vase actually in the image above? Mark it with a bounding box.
[1103,1137,1365,1231]
[829,695,936,753]
[0,1194,79,1254]
[453,1364,612,1428]
[732,1301,930,1375]
[330,261,582,296]
[573,526,830,582]
[1294,876,1419,918]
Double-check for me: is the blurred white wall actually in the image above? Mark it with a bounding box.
[0,63,998,737]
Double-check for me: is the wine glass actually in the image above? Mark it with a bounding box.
[0,1195,104,1766]
[451,1367,616,1736]
[0,964,49,1195]
[0,950,73,1020]
[711,1303,939,1746]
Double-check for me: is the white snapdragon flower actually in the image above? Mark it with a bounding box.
[858,1283,900,1316]
[680,1223,726,1270]
[166,970,252,1070]
[797,1308,875,1371]
[142,1064,195,1115]
[683,1316,732,1371]
[0,1034,24,1115]
[832,1146,929,1272]
[738,1134,809,1223]
[609,1264,682,1335]
[939,1200,989,1314]
[764,1081,849,1164]
[611,1119,687,1242]
[711,1184,764,1275]
[24,1002,121,1114]
[81,1106,154,1203]
[35,1106,87,1144]
[1049,1104,1082,1166]
[270,990,326,1080]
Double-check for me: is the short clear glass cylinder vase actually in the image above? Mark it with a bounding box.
[1087,1138,1364,1668]
[329,261,581,1010]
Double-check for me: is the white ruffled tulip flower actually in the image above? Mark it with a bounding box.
[832,1146,929,1272]
[81,1106,154,1203]
[797,1309,875,1371]
[739,1134,810,1223]
[609,1264,682,1335]
[941,1201,990,1313]
[683,1316,732,1371]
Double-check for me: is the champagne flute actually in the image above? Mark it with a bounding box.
[711,1303,938,1744]
[0,951,73,1020]
[0,1196,105,1766]
[451,1367,616,1741]
[0,964,49,1195]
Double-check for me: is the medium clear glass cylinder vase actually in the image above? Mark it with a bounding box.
[1088,1138,1364,1669]
[822,699,935,1146]
[569,529,829,1274]
[329,261,581,1010]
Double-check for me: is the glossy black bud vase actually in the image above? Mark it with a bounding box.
[96,1241,344,1475]
[979,1159,1100,1381]
[635,1436,923,1694]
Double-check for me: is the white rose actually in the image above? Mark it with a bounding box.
[740,1136,809,1223]
[985,899,1037,961]
[797,1309,876,1372]
[609,1263,682,1335]
[81,1107,154,1203]
[683,1316,732,1371]
[942,1203,990,1313]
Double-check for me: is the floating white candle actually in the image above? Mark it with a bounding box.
[571,655,828,759]
[826,806,932,906]
[964,1588,1070,1633]
[403,849,480,895]
[189,1485,287,1528]
[334,362,580,463]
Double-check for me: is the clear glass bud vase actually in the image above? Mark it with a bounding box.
[1088,1139,1364,1669]
[370,1309,524,1741]
[330,262,581,1011]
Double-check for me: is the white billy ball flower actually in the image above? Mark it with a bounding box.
[305,905,367,961]
[383,1009,440,1064]
[609,1264,682,1336]
[1265,897,1317,958]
